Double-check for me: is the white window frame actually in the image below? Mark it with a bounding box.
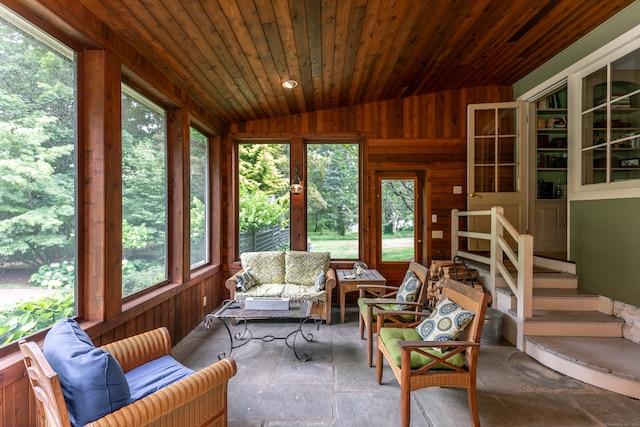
[519,24,640,202]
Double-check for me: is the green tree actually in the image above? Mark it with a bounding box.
[238,144,289,232]
[0,19,75,266]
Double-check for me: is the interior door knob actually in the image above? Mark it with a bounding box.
[469,193,483,198]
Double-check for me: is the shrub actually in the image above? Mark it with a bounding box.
[0,291,74,346]
[29,261,75,289]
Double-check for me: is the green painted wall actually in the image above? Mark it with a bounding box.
[515,1,640,306]
[571,199,640,306]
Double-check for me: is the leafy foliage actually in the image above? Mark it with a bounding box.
[29,261,74,289]
[0,291,74,345]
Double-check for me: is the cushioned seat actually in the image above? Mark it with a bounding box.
[20,319,237,427]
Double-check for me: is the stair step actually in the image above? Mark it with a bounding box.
[525,336,640,399]
[497,287,600,311]
[521,310,624,337]
[532,272,579,289]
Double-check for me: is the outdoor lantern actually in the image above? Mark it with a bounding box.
[290,163,304,194]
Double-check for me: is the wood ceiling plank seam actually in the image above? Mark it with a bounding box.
[319,0,337,110]
[363,0,418,103]
[271,0,307,114]
[456,0,572,68]
[255,0,300,114]
[328,0,352,109]
[470,0,615,85]
[201,0,282,119]
[408,0,478,95]
[125,0,251,119]
[452,0,534,66]
[338,5,366,107]
[412,0,503,94]
[219,0,289,117]
[357,0,394,103]
[304,0,323,110]
[513,0,628,61]
[346,0,383,105]
[168,0,272,119]
[288,0,315,112]
[74,0,237,121]
[375,0,446,101]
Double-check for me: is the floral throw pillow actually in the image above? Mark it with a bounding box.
[236,269,256,292]
[314,270,326,292]
[416,296,475,343]
[395,270,423,310]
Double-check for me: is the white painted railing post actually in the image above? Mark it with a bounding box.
[489,207,503,300]
[451,209,459,257]
[517,233,534,350]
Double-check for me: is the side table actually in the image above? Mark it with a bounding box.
[336,269,386,323]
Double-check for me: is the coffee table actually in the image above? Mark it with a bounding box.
[336,269,386,322]
[204,299,322,361]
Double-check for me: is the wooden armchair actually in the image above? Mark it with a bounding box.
[20,327,237,427]
[376,279,490,427]
[358,261,429,366]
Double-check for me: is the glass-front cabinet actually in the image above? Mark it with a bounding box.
[581,49,640,185]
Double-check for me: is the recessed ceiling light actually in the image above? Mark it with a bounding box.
[282,80,298,89]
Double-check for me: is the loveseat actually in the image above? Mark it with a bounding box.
[225,250,336,324]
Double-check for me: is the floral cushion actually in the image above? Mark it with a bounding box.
[416,296,475,342]
[395,270,423,310]
[240,251,285,285]
[285,251,330,287]
[282,284,326,302]
[235,269,256,292]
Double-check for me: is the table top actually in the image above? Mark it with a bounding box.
[210,299,311,319]
[336,269,385,283]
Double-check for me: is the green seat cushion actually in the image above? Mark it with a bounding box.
[379,327,466,369]
[282,284,326,302]
[285,251,330,286]
[240,251,285,285]
[357,298,415,321]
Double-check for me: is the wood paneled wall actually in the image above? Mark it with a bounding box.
[227,86,513,278]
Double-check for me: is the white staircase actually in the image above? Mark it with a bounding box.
[491,259,637,399]
[451,208,639,399]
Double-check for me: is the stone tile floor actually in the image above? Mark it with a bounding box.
[173,306,640,426]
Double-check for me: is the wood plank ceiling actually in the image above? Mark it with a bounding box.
[75,0,634,124]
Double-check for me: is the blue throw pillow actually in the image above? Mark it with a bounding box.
[43,318,131,427]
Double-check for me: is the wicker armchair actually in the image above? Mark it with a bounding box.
[358,261,429,366]
[376,279,490,427]
[20,327,237,427]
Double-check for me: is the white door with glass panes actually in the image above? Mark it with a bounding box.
[467,103,528,250]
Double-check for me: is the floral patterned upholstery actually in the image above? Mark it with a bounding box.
[239,251,285,285]
[285,251,330,287]
[227,251,336,324]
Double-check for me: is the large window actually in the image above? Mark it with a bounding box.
[238,143,290,254]
[581,48,640,185]
[306,143,359,258]
[190,128,209,268]
[121,86,167,297]
[0,7,77,346]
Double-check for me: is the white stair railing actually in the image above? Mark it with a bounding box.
[451,206,533,350]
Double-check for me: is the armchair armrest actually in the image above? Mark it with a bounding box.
[325,268,337,291]
[358,284,398,298]
[100,327,172,373]
[396,340,479,372]
[225,269,245,298]
[86,358,237,427]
